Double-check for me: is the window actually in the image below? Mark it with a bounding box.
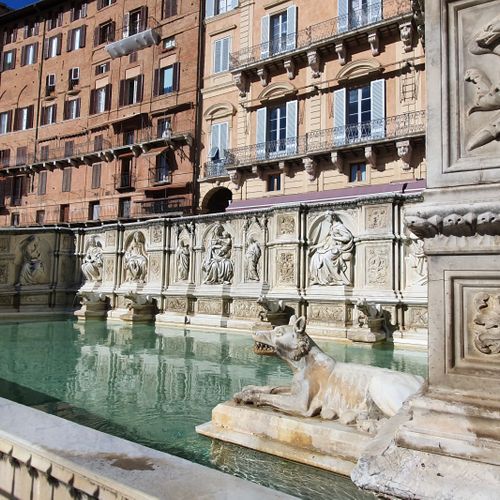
[154,64,179,96]
[118,197,131,218]
[349,162,367,182]
[45,34,62,58]
[60,204,70,223]
[125,8,147,37]
[37,171,47,195]
[46,73,56,95]
[41,104,57,125]
[206,0,238,18]
[209,122,228,163]
[338,0,382,32]
[11,177,23,207]
[14,106,34,131]
[62,167,72,192]
[0,149,10,167]
[213,36,231,73]
[163,0,177,19]
[1,49,16,71]
[129,51,138,63]
[95,21,115,45]
[88,201,100,220]
[119,75,143,106]
[163,36,175,50]
[64,98,81,120]
[157,118,171,138]
[64,141,74,157]
[0,111,12,134]
[95,61,110,75]
[155,153,170,183]
[40,145,50,161]
[90,84,111,114]
[118,157,133,188]
[254,100,297,158]
[11,213,20,226]
[16,147,27,166]
[69,67,80,89]
[71,3,87,21]
[67,26,86,51]
[97,0,115,9]
[36,210,45,224]
[267,173,281,191]
[123,130,135,145]
[24,21,38,39]
[47,12,63,30]
[94,135,104,151]
[333,79,385,146]
[3,28,17,45]
[21,43,38,66]
[261,6,297,58]
[91,163,101,189]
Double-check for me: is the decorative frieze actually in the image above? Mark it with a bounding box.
[198,299,223,315]
[277,252,295,285]
[308,303,345,324]
[166,297,187,313]
[233,299,263,319]
[366,246,390,287]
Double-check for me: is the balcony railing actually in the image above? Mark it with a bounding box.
[205,111,424,175]
[105,16,160,59]
[148,167,171,185]
[229,0,412,70]
[135,197,191,217]
[34,139,113,166]
[113,172,136,190]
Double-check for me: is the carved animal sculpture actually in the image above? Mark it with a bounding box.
[78,291,106,305]
[234,317,425,432]
[469,15,500,56]
[256,295,285,314]
[467,112,500,151]
[464,68,500,115]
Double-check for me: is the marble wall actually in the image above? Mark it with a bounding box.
[76,192,428,345]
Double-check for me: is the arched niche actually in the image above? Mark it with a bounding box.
[202,186,233,214]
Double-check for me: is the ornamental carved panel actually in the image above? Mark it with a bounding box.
[0,263,9,284]
[150,225,163,245]
[366,246,390,287]
[470,292,500,355]
[103,258,114,282]
[308,304,345,324]
[366,206,389,231]
[198,299,222,315]
[277,252,295,285]
[277,215,295,236]
[166,297,187,313]
[233,300,263,319]
[105,231,116,247]
[148,255,162,281]
[0,238,9,253]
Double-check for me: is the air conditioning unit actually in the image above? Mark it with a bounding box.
[70,67,80,81]
[46,73,56,88]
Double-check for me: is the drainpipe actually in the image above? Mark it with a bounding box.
[192,1,206,215]
[33,7,47,161]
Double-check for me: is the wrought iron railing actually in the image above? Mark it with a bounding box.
[148,167,171,185]
[229,0,411,70]
[205,111,425,173]
[113,172,136,190]
[135,196,191,216]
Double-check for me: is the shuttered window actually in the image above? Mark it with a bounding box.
[261,5,297,59]
[162,0,177,18]
[67,26,86,51]
[209,122,229,161]
[213,36,231,73]
[119,75,143,106]
[91,163,101,189]
[1,49,16,71]
[0,111,12,134]
[206,0,238,19]
[62,167,72,192]
[37,171,47,195]
[153,64,179,96]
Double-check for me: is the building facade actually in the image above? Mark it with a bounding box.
[199,0,426,212]
[0,0,200,226]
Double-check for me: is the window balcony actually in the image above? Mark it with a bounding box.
[208,111,425,177]
[148,167,171,186]
[229,0,413,73]
[133,196,191,218]
[105,16,161,59]
[113,172,136,191]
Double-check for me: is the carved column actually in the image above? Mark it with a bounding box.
[352,1,500,497]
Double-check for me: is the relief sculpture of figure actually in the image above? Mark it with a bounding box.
[81,236,103,282]
[202,224,234,285]
[406,235,428,286]
[176,240,190,281]
[124,231,148,283]
[19,235,47,285]
[309,212,354,286]
[245,237,261,281]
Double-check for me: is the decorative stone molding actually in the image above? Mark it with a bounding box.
[470,292,500,355]
[251,164,265,179]
[204,101,237,120]
[257,67,269,87]
[331,152,344,173]
[397,140,413,170]
[307,50,321,78]
[228,169,242,190]
[335,42,347,66]
[283,58,296,80]
[277,252,295,285]
[368,32,380,56]
[233,72,247,97]
[364,146,377,169]
[405,203,500,239]
[336,59,382,82]
[400,22,414,52]
[277,214,295,235]
[302,157,317,181]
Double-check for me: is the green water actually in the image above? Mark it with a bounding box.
[0,318,427,499]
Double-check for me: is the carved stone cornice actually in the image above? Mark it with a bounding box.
[405,203,500,239]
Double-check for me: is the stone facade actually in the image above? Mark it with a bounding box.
[75,192,428,344]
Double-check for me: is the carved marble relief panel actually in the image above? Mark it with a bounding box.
[166,297,187,313]
[0,237,9,253]
[233,299,263,319]
[365,245,391,288]
[148,254,162,282]
[445,0,500,176]
[366,205,390,232]
[123,231,148,283]
[105,231,116,248]
[308,303,346,325]
[103,258,115,282]
[277,252,295,285]
[202,223,234,285]
[198,299,223,315]
[149,225,163,246]
[407,306,428,329]
[276,214,295,236]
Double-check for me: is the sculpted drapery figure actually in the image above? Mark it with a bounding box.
[81,236,103,282]
[176,240,190,281]
[309,212,354,286]
[245,237,262,281]
[124,231,148,283]
[202,224,234,285]
[19,235,46,285]
[406,235,428,286]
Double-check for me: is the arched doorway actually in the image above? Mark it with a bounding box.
[203,187,232,214]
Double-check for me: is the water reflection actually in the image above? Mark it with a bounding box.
[0,318,426,499]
